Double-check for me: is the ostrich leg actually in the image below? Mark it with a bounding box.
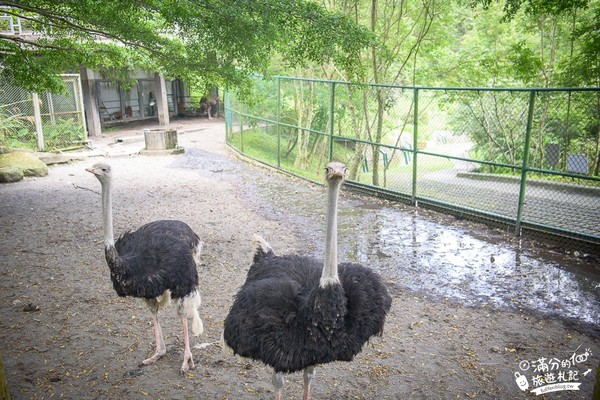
[142,301,166,366]
[272,371,284,400]
[180,317,195,373]
[303,366,316,400]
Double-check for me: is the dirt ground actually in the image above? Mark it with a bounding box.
[1,118,598,400]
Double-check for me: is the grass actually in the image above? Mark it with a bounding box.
[230,128,600,192]
[232,128,457,185]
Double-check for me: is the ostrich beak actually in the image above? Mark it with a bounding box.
[85,167,99,176]
[86,164,110,176]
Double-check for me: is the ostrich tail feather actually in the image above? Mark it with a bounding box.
[193,240,203,266]
[179,291,203,336]
[220,330,235,356]
[191,307,203,336]
[252,234,274,262]
[189,291,203,336]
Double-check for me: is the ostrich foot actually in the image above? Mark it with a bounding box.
[180,350,195,374]
[142,312,166,367]
[180,317,196,373]
[141,348,166,366]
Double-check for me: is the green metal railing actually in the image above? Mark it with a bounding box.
[225,76,600,250]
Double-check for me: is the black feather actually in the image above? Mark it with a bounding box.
[106,220,200,299]
[223,250,392,373]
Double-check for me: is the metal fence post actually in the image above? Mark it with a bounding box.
[329,81,336,161]
[412,88,419,205]
[32,93,44,151]
[224,92,230,138]
[75,74,88,136]
[277,77,281,168]
[515,90,536,235]
[240,114,244,153]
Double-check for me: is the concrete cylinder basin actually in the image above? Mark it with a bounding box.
[140,128,185,155]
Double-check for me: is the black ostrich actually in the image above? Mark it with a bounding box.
[86,163,203,373]
[223,161,392,400]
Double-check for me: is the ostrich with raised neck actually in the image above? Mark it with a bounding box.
[86,162,203,373]
[224,161,392,400]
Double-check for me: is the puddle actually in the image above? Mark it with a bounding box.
[345,206,600,325]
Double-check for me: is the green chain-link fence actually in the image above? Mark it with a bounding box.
[0,74,87,151]
[225,76,600,252]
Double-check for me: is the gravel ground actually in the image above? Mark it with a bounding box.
[1,118,598,399]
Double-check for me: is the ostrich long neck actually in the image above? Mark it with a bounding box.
[319,176,343,287]
[100,179,115,248]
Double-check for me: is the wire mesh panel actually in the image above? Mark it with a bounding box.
[39,75,86,149]
[241,119,281,166]
[530,91,600,175]
[0,82,37,149]
[225,77,600,249]
[331,83,416,195]
[413,89,530,219]
[0,74,86,150]
[276,78,332,179]
[521,172,600,238]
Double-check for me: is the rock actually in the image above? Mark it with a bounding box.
[37,152,85,166]
[23,303,40,312]
[0,165,24,183]
[0,151,48,181]
[123,368,143,379]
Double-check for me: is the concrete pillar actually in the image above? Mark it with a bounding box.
[79,67,102,136]
[154,73,169,126]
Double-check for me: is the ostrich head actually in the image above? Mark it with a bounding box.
[325,161,347,183]
[86,163,112,184]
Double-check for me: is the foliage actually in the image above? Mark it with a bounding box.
[0,1,375,96]
[469,0,591,21]
[445,90,529,169]
[460,0,598,88]
[562,1,600,87]
[0,105,35,148]
[228,0,598,181]
[0,111,85,150]
[43,118,86,149]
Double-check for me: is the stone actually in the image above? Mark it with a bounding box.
[0,151,48,181]
[0,165,24,183]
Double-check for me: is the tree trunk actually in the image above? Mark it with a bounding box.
[372,88,385,186]
[293,80,314,170]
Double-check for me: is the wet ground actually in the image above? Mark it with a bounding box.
[176,145,600,328]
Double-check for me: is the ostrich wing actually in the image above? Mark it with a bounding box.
[110,229,198,299]
[339,262,392,343]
